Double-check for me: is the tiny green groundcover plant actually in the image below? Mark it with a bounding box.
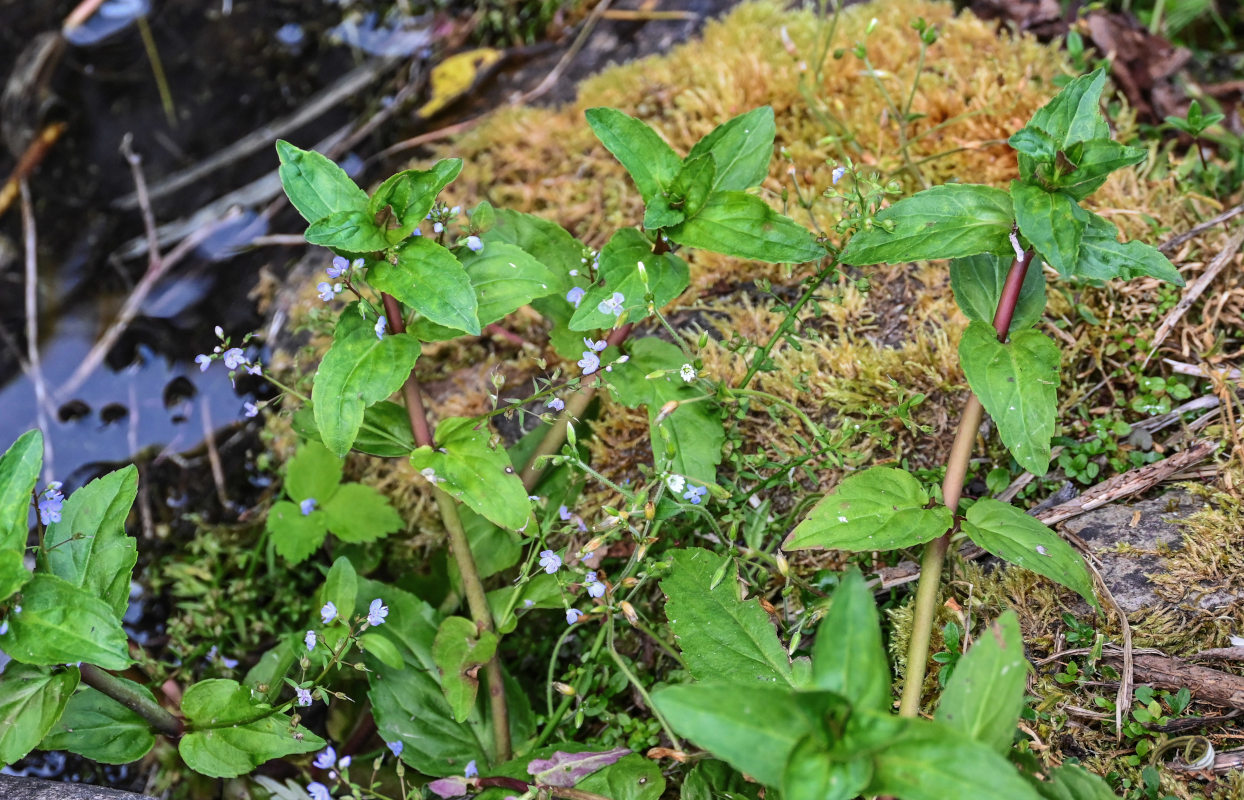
[0,67,1182,800]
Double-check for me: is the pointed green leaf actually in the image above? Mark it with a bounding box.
[867,718,1043,800]
[1075,212,1184,286]
[0,430,41,553]
[1,574,130,670]
[372,237,480,335]
[432,616,498,722]
[409,417,531,531]
[450,506,521,582]
[368,158,464,240]
[359,631,404,669]
[1008,127,1057,163]
[304,209,391,252]
[1052,139,1147,200]
[0,663,78,764]
[659,548,791,685]
[962,499,1098,608]
[949,253,1046,332]
[284,441,343,505]
[687,106,776,193]
[323,482,403,543]
[841,185,1014,265]
[312,307,422,456]
[570,228,690,331]
[1012,181,1085,277]
[643,196,686,231]
[667,191,824,263]
[811,569,890,712]
[782,734,872,800]
[604,338,724,484]
[276,140,368,224]
[456,241,561,327]
[958,322,1060,475]
[488,208,585,277]
[266,500,328,564]
[1029,763,1120,800]
[654,684,845,787]
[1014,70,1109,179]
[42,465,137,620]
[784,467,953,552]
[43,681,156,765]
[320,556,358,622]
[667,153,716,218]
[935,611,1028,753]
[179,678,324,778]
[292,402,415,458]
[0,550,30,603]
[585,107,683,202]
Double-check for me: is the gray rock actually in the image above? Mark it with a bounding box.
[0,774,157,800]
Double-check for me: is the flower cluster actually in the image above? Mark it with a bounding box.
[37,482,64,526]
[195,327,263,389]
[666,474,708,504]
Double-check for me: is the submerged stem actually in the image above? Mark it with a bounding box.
[897,250,1034,717]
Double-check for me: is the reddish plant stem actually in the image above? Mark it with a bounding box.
[897,249,1035,717]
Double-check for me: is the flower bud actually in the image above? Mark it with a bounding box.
[620,601,639,625]
[553,682,577,696]
[775,552,789,577]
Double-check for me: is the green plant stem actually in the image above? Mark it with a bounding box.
[520,322,633,491]
[381,292,510,763]
[739,260,838,390]
[897,249,1034,718]
[606,612,682,749]
[79,663,184,739]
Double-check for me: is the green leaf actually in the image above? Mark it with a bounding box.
[284,441,342,504]
[312,307,422,456]
[687,106,776,193]
[866,718,1043,800]
[372,237,481,335]
[680,760,762,800]
[320,557,357,623]
[1014,69,1109,181]
[323,482,403,543]
[784,467,953,552]
[0,430,42,553]
[457,241,561,326]
[304,210,390,252]
[782,734,872,800]
[668,191,824,263]
[41,466,138,620]
[359,631,405,669]
[585,107,682,203]
[643,196,686,231]
[1011,181,1085,278]
[841,184,1014,265]
[266,500,328,564]
[958,322,1060,475]
[243,635,299,704]
[43,681,155,764]
[451,506,521,582]
[949,253,1046,332]
[292,402,415,458]
[0,664,77,764]
[1008,128,1057,163]
[487,573,562,634]
[811,569,889,713]
[654,684,844,787]
[1,574,130,670]
[488,208,584,279]
[1052,139,1147,200]
[368,159,464,240]
[1075,212,1184,286]
[432,616,499,722]
[576,754,664,800]
[0,550,30,603]
[935,611,1028,753]
[179,679,324,779]
[962,499,1098,608]
[570,228,690,331]
[605,338,724,484]
[1029,764,1120,800]
[668,153,717,218]
[409,417,531,531]
[275,140,368,225]
[659,548,791,685]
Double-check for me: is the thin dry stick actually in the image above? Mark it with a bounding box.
[1074,540,1133,742]
[199,400,229,511]
[1159,200,1244,254]
[519,0,616,104]
[20,180,54,482]
[1144,227,1244,367]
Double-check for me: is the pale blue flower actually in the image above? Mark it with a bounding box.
[243,402,259,418]
[585,572,605,599]
[367,598,389,626]
[387,740,404,757]
[465,760,478,778]
[583,337,607,352]
[195,354,212,371]
[374,315,387,340]
[450,206,461,216]
[832,165,847,184]
[317,282,337,302]
[245,363,262,376]
[558,505,571,521]
[307,781,331,800]
[597,292,625,316]
[412,226,422,237]
[566,287,585,308]
[300,498,317,516]
[313,745,337,769]
[296,686,313,706]
[320,602,337,625]
[539,549,562,574]
[207,645,239,669]
[546,397,565,412]
[222,348,246,369]
[304,630,317,651]
[578,351,600,375]
[37,482,64,526]
[327,256,349,279]
[566,608,583,625]
[465,236,484,252]
[433,222,444,233]
[683,485,707,505]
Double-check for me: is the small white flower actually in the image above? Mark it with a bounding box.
[680,364,697,382]
[666,474,686,493]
